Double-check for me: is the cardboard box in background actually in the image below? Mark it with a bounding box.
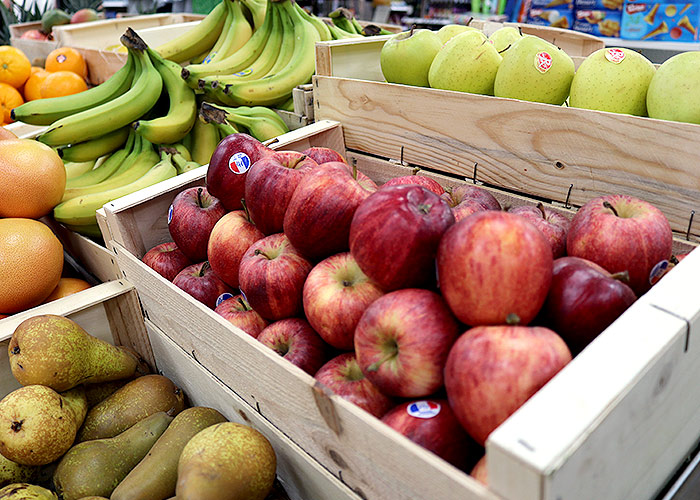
[576,0,624,10]
[530,0,574,9]
[527,7,575,27]
[574,9,623,36]
[621,1,700,41]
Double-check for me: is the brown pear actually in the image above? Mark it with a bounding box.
[77,375,185,442]
[0,386,87,466]
[0,454,35,488]
[0,483,57,499]
[8,315,138,392]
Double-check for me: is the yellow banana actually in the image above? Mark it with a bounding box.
[240,0,267,30]
[207,0,253,64]
[171,152,203,174]
[64,159,96,179]
[294,2,332,41]
[223,105,289,140]
[156,1,228,63]
[190,117,220,165]
[276,95,294,111]
[65,131,137,188]
[206,0,236,60]
[58,127,130,163]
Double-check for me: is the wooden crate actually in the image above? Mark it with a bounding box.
[9,21,60,67]
[100,120,698,500]
[0,279,361,500]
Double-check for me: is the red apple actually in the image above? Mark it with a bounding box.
[257,318,327,374]
[354,289,459,398]
[314,353,394,418]
[437,211,553,326]
[451,201,491,222]
[238,233,313,320]
[303,252,384,350]
[207,209,264,287]
[567,194,672,295]
[442,184,501,212]
[509,203,571,258]
[206,133,274,211]
[141,242,191,281]
[20,29,48,40]
[381,399,474,469]
[470,456,488,486]
[244,151,318,235]
[444,325,571,445]
[284,162,377,261]
[168,186,226,262]
[349,185,455,291]
[214,294,268,338]
[383,175,445,196]
[70,8,99,23]
[172,261,233,309]
[542,256,636,354]
[301,147,347,165]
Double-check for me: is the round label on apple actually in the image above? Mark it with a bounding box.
[239,288,249,304]
[534,52,553,73]
[407,401,441,419]
[229,152,251,175]
[216,292,234,307]
[649,259,671,286]
[605,48,626,64]
[167,205,174,225]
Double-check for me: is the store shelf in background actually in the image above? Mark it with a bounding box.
[600,36,700,63]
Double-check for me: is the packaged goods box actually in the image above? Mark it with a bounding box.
[621,0,699,41]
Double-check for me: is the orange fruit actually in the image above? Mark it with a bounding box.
[0,138,66,218]
[0,126,17,141]
[0,46,31,89]
[0,82,24,123]
[23,70,48,101]
[40,71,87,99]
[43,277,91,303]
[30,66,44,75]
[0,218,64,314]
[45,47,88,79]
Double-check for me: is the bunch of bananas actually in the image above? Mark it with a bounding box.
[199,102,289,141]
[327,7,393,38]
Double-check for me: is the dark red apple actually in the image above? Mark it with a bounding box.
[207,209,264,287]
[303,252,384,350]
[542,256,636,354]
[470,456,488,486]
[442,185,501,212]
[284,162,377,261]
[354,289,459,398]
[349,185,455,291]
[437,211,553,326]
[238,233,313,320]
[301,147,347,165]
[141,242,191,281]
[444,325,571,445]
[206,133,274,211]
[314,353,394,418]
[509,203,571,258]
[383,175,445,196]
[172,261,233,309]
[168,186,226,262]
[452,201,491,222]
[214,294,268,338]
[257,318,327,374]
[567,194,672,295]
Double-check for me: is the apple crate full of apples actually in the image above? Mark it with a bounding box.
[95,119,699,500]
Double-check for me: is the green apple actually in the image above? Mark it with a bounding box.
[569,48,655,116]
[493,35,574,105]
[487,26,522,53]
[428,30,503,95]
[437,24,480,45]
[647,51,700,124]
[380,28,443,87]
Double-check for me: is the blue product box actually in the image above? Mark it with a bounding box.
[621,1,700,41]
[573,9,623,35]
[575,0,623,11]
[527,7,575,27]
[530,0,574,9]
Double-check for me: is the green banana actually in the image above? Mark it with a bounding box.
[58,127,130,163]
[64,159,96,179]
[171,151,203,174]
[240,0,267,30]
[361,24,394,36]
[12,53,135,126]
[350,17,364,34]
[63,222,103,239]
[133,49,197,145]
[327,20,362,39]
[276,95,294,111]
[65,131,137,188]
[190,117,220,165]
[181,128,193,153]
[294,2,332,41]
[224,106,289,140]
[156,1,228,63]
[207,0,253,64]
[167,143,192,161]
[329,8,358,34]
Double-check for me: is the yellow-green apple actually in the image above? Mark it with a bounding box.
[141,242,191,281]
[470,456,488,485]
[381,399,475,469]
[238,234,313,320]
[168,187,226,262]
[444,325,571,445]
[647,51,700,123]
[542,256,636,354]
[509,203,571,258]
[349,185,454,291]
[257,318,327,374]
[354,289,459,398]
[172,262,233,309]
[566,194,672,295]
[437,211,553,326]
[303,252,384,350]
[207,209,264,287]
[441,184,502,221]
[244,151,318,235]
[301,147,347,165]
[488,26,522,53]
[214,294,268,338]
[284,162,377,261]
[437,24,479,44]
[382,175,445,196]
[206,133,274,211]
[380,28,443,87]
[314,353,394,418]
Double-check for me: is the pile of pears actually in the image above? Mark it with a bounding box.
[0,314,277,500]
[380,24,700,124]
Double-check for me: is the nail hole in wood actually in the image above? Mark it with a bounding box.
[555,161,565,170]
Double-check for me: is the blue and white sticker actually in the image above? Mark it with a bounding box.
[233,69,253,77]
[649,259,672,286]
[167,205,174,225]
[407,401,441,419]
[238,288,249,304]
[216,292,234,308]
[228,152,251,175]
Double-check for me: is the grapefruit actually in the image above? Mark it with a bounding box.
[43,277,91,303]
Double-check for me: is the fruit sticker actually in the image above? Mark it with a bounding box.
[167,205,174,225]
[216,292,234,307]
[56,54,67,63]
[233,69,253,77]
[605,48,626,64]
[228,152,251,175]
[407,400,441,419]
[649,259,671,285]
[535,51,553,73]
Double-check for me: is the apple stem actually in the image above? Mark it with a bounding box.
[536,202,547,219]
[671,255,680,265]
[417,203,432,215]
[411,167,420,175]
[342,280,351,287]
[241,198,252,223]
[498,44,512,54]
[410,24,415,36]
[197,187,204,208]
[610,270,631,284]
[291,155,308,169]
[505,313,521,325]
[254,249,271,260]
[352,161,358,180]
[237,297,251,310]
[199,261,210,277]
[603,201,619,217]
[366,346,398,372]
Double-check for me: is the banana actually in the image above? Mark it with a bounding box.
[208,0,254,64]
[171,151,203,174]
[12,53,135,126]
[327,20,362,39]
[223,106,288,141]
[206,0,236,61]
[64,159,96,179]
[132,49,197,145]
[190,117,220,165]
[240,0,267,30]
[294,3,332,41]
[167,143,193,161]
[63,222,103,239]
[65,131,137,188]
[330,8,358,34]
[58,127,130,163]
[181,128,193,153]
[156,0,228,63]
[350,17,364,34]
[38,34,164,147]
[276,95,294,111]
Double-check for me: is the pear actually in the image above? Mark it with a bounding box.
[0,483,57,499]
[111,407,227,500]
[54,412,172,500]
[0,386,87,466]
[437,24,480,44]
[493,35,574,105]
[176,422,276,500]
[0,454,35,488]
[380,28,443,87]
[77,375,185,442]
[428,30,503,95]
[569,48,655,116]
[9,315,138,392]
[75,498,108,500]
[647,51,700,124]
[488,26,522,53]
